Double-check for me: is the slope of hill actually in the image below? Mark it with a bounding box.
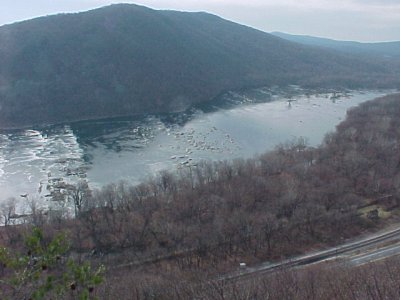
[272,31,400,59]
[0,4,398,128]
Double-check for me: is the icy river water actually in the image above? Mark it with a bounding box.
[0,88,389,209]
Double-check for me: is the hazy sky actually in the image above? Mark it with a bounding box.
[1,0,400,42]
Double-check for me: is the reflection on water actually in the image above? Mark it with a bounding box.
[0,88,389,208]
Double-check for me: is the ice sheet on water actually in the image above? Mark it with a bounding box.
[0,89,392,210]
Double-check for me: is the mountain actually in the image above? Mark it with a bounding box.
[0,4,399,129]
[271,32,400,59]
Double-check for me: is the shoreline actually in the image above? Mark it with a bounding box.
[0,85,367,132]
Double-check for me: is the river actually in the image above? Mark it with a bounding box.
[0,88,389,211]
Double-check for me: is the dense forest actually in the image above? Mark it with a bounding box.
[0,4,399,128]
[272,31,400,59]
[100,256,400,299]
[1,92,400,298]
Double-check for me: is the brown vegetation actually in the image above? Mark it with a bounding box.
[2,93,400,298]
[99,256,400,299]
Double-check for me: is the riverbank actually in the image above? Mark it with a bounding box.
[0,89,388,203]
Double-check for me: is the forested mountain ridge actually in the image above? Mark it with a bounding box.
[272,31,400,59]
[0,4,398,128]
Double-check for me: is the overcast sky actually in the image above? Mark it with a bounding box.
[1,0,400,42]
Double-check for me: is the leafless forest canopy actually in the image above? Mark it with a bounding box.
[2,93,400,298]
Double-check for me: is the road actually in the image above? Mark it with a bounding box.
[223,226,400,281]
[347,242,400,266]
[109,225,400,279]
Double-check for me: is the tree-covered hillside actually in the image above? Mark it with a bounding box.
[0,4,398,128]
[272,31,400,59]
[2,93,400,299]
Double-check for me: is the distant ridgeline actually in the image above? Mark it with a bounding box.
[0,4,399,128]
[271,32,400,59]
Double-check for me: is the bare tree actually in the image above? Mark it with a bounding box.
[68,180,92,217]
[0,198,16,226]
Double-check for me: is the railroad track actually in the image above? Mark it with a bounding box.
[223,226,400,281]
